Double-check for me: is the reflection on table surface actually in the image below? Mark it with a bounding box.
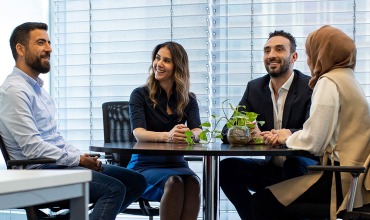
[90,141,310,157]
[134,142,277,150]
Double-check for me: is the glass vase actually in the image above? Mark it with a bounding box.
[227,125,251,145]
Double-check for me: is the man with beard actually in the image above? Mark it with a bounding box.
[0,22,147,220]
[219,30,318,220]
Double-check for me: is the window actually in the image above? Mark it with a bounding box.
[51,0,209,151]
[50,0,370,151]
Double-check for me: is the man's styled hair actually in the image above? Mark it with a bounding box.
[268,30,297,53]
[9,22,48,60]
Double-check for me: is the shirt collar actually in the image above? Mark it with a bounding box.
[281,71,294,91]
[269,71,294,93]
[13,67,44,93]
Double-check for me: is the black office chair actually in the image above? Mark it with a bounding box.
[102,101,159,219]
[0,135,71,220]
[284,163,370,220]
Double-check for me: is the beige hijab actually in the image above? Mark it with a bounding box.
[306,25,356,89]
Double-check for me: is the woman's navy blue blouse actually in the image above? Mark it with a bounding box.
[127,85,201,170]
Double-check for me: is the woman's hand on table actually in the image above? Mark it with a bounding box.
[167,124,189,143]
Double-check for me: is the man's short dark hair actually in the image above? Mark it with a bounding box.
[9,22,48,60]
[268,30,297,53]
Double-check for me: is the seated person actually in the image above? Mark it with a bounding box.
[219,30,318,220]
[127,41,202,220]
[0,22,147,220]
[254,25,370,220]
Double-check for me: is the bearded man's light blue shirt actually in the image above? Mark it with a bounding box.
[0,67,80,168]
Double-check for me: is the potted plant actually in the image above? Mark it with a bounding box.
[225,103,260,145]
[184,113,224,145]
[185,100,264,145]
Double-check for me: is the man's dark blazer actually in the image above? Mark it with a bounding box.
[222,69,312,143]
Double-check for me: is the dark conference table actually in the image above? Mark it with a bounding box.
[90,141,310,220]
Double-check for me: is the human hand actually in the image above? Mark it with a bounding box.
[79,153,103,172]
[167,124,189,143]
[261,129,292,146]
[276,129,292,145]
[249,121,262,136]
[260,130,280,146]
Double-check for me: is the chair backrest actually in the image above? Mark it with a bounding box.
[102,101,134,167]
[0,134,11,169]
[102,101,134,143]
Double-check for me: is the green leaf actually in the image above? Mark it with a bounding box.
[184,130,195,145]
[199,131,208,141]
[215,134,223,139]
[252,137,264,144]
[200,122,211,127]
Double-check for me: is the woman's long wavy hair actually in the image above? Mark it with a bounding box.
[147,41,191,121]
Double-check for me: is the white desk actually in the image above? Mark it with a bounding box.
[0,170,92,220]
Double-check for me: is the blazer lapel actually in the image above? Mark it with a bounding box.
[282,92,296,128]
[262,83,274,161]
[282,72,298,128]
[263,84,274,130]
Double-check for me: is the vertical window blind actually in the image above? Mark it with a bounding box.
[50,0,370,152]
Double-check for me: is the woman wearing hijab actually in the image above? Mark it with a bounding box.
[253,25,370,220]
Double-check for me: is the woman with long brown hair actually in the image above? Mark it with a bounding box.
[127,41,201,220]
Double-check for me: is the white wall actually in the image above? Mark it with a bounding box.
[0,0,49,169]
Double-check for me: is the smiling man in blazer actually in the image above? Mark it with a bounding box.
[219,30,318,220]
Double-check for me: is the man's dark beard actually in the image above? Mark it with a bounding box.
[25,50,51,73]
[265,58,290,78]
[30,58,50,73]
[268,64,289,78]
